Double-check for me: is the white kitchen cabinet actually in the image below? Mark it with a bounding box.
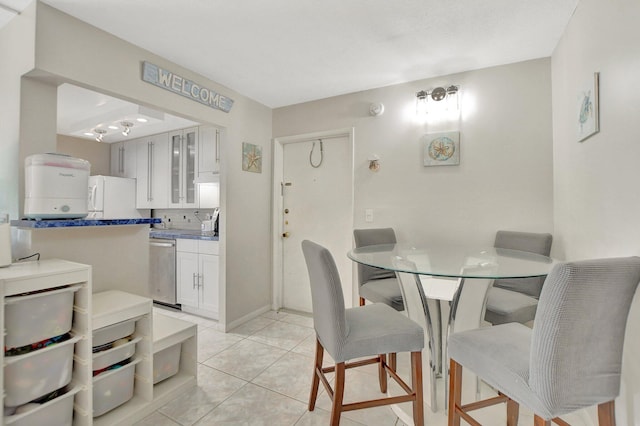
[176,239,219,319]
[110,140,137,178]
[136,133,169,209]
[168,127,198,208]
[197,125,220,181]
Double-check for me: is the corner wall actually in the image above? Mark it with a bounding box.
[551,0,640,423]
[274,59,554,247]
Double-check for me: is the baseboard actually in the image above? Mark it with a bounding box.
[222,304,271,332]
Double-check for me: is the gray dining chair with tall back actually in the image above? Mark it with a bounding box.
[448,256,640,426]
[484,230,553,325]
[301,240,424,426]
[353,228,404,310]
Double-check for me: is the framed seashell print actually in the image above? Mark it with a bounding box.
[423,131,460,166]
[242,142,262,173]
[577,72,599,142]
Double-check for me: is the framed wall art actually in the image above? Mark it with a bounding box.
[577,72,600,142]
[242,142,262,173]
[423,131,460,166]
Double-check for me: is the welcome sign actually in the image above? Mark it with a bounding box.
[142,61,234,113]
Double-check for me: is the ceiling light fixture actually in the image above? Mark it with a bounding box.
[94,128,107,142]
[108,125,119,130]
[121,121,134,136]
[416,85,460,115]
[136,117,148,123]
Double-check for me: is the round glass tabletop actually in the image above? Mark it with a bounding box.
[348,243,556,279]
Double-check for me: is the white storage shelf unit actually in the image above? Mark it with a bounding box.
[91,290,152,425]
[91,291,198,425]
[2,263,197,425]
[152,313,197,405]
[0,259,92,426]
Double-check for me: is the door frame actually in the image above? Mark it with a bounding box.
[271,128,355,311]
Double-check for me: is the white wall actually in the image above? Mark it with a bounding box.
[57,134,111,176]
[274,59,555,247]
[551,0,640,424]
[0,2,35,219]
[0,2,273,329]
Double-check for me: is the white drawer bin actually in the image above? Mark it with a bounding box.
[153,343,181,384]
[93,336,142,371]
[92,358,141,417]
[4,284,81,349]
[4,385,81,426]
[4,335,81,407]
[93,318,136,348]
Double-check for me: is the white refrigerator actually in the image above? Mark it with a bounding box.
[87,175,141,219]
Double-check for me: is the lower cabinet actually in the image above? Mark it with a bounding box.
[176,239,219,319]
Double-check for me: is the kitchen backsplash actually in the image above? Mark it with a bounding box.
[152,209,216,230]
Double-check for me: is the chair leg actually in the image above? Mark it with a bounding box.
[411,351,424,426]
[597,401,616,426]
[330,362,346,426]
[389,352,397,371]
[534,415,551,426]
[359,297,366,306]
[506,398,519,426]
[378,354,388,393]
[309,338,324,411]
[448,359,462,426]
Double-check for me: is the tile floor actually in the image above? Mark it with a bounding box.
[135,307,590,426]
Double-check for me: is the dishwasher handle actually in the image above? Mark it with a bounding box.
[150,240,176,248]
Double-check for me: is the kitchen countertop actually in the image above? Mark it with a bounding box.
[149,228,219,241]
[12,218,161,228]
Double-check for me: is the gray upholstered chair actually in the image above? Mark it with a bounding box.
[301,240,424,426]
[353,228,404,310]
[448,256,640,426]
[484,230,553,325]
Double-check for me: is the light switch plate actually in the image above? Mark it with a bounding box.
[365,209,374,223]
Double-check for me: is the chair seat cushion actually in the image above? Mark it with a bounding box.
[360,278,404,311]
[485,287,538,325]
[448,323,555,419]
[330,303,424,363]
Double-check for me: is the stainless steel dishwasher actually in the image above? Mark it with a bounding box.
[149,238,178,306]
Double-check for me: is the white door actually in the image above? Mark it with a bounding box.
[200,253,219,316]
[176,251,199,307]
[281,136,353,313]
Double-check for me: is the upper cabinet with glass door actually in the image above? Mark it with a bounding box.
[168,127,199,208]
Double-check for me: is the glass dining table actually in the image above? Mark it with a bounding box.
[348,243,556,419]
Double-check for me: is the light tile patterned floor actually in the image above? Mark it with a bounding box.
[135,307,591,426]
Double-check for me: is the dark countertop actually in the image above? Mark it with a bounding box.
[149,229,219,241]
[12,218,161,228]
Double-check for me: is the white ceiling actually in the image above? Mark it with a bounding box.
[2,0,579,138]
[57,84,198,143]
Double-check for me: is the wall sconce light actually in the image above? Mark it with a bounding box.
[94,128,107,142]
[368,155,380,172]
[415,85,460,115]
[121,121,134,136]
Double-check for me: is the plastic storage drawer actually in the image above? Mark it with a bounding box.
[153,343,181,384]
[4,284,81,349]
[93,336,142,371]
[4,335,81,407]
[93,318,136,348]
[92,358,141,417]
[4,386,81,426]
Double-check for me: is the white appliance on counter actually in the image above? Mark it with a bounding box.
[87,175,141,219]
[24,153,91,219]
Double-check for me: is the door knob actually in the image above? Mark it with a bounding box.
[282,232,290,238]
